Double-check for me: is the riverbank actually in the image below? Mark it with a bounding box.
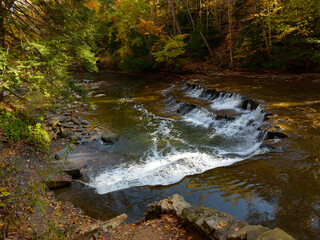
[0,97,208,239]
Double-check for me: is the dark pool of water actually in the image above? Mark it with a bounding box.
[54,73,320,239]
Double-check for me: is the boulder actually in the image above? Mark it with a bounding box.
[44,172,72,190]
[181,206,236,239]
[257,227,295,240]
[63,169,82,179]
[227,225,269,240]
[80,213,127,239]
[58,127,73,138]
[220,220,248,240]
[101,132,120,145]
[145,193,192,220]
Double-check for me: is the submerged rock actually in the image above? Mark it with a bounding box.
[101,132,120,145]
[267,131,288,139]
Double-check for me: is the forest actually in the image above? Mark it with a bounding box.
[1,0,320,105]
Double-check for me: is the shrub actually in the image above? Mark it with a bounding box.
[0,108,49,152]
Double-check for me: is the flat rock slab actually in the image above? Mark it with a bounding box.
[81,213,127,239]
[257,228,295,240]
[53,142,131,179]
[181,206,236,239]
[226,225,270,240]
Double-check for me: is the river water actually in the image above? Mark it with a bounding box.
[54,72,320,239]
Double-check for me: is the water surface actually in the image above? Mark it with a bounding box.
[55,73,320,239]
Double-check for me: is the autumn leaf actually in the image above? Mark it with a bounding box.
[220,221,227,227]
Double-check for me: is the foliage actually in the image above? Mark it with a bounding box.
[235,0,320,72]
[0,108,49,151]
[188,21,222,59]
[119,55,154,72]
[152,34,188,66]
[0,0,99,105]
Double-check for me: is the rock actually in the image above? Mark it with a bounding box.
[89,130,98,135]
[94,94,107,98]
[48,118,60,127]
[101,132,120,145]
[241,99,261,111]
[49,131,58,140]
[52,109,61,114]
[227,225,269,240]
[91,106,98,111]
[44,172,72,190]
[58,122,72,128]
[143,195,294,240]
[81,213,127,238]
[70,117,81,125]
[267,131,287,139]
[63,169,82,179]
[181,206,236,239]
[145,194,192,220]
[59,128,73,138]
[61,142,66,146]
[81,120,90,125]
[48,115,68,127]
[71,134,80,143]
[220,220,248,240]
[257,227,295,240]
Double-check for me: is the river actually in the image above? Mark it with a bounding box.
[54,72,320,239]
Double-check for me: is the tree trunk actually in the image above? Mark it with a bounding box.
[0,1,5,102]
[199,31,214,60]
[227,0,233,66]
[0,1,5,48]
[167,0,182,35]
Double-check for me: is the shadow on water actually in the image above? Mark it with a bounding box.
[54,73,320,239]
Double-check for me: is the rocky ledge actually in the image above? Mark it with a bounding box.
[145,194,295,240]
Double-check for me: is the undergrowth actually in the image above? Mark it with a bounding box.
[0,107,49,152]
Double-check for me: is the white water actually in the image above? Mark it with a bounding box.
[89,84,268,194]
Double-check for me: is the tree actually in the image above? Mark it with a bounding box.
[0,0,99,103]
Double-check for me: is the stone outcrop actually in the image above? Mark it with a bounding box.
[145,194,295,240]
[80,213,127,239]
[145,193,192,219]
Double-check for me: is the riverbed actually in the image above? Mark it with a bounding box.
[54,72,320,239]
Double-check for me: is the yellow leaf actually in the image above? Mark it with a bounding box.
[220,221,227,227]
